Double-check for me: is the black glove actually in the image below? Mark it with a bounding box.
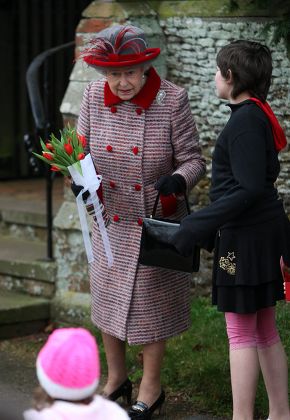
[71,181,90,202]
[154,174,186,196]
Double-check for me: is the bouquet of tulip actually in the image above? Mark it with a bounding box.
[33,125,86,176]
[33,125,113,267]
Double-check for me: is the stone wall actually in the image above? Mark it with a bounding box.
[161,16,290,210]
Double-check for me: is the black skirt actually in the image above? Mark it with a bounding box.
[212,213,290,313]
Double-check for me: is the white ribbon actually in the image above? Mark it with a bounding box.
[90,191,113,267]
[76,191,94,263]
[68,154,113,267]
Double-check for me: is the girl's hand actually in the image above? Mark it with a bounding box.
[171,227,196,257]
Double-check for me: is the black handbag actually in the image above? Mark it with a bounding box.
[139,192,200,273]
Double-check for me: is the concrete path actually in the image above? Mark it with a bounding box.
[0,348,37,419]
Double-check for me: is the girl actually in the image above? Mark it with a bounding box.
[172,40,290,420]
[23,327,129,420]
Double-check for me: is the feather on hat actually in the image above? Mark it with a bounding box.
[79,25,160,68]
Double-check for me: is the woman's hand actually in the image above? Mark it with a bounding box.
[155,174,186,196]
[71,181,90,202]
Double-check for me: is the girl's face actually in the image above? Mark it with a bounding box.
[215,67,231,100]
[106,66,145,100]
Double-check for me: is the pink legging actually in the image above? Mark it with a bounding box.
[225,307,280,350]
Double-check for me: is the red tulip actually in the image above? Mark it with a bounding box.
[51,165,60,172]
[46,142,54,151]
[42,152,54,160]
[64,143,73,155]
[77,133,86,148]
[77,153,85,160]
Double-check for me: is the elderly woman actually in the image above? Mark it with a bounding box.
[76,25,205,419]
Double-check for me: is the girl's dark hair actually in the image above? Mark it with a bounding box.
[31,386,94,411]
[216,40,272,101]
[32,386,54,411]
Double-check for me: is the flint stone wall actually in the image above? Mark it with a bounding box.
[161,17,290,213]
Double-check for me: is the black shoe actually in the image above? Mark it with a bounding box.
[107,378,132,405]
[128,389,165,419]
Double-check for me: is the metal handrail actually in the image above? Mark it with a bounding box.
[26,41,74,130]
[25,41,75,260]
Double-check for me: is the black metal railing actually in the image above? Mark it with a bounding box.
[25,41,74,260]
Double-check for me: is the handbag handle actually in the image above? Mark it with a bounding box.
[151,192,191,217]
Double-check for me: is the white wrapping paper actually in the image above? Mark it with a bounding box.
[68,154,113,267]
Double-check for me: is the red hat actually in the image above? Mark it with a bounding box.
[80,25,160,68]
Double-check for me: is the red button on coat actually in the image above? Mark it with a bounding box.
[136,108,142,115]
[134,184,141,191]
[111,106,117,113]
[113,215,120,222]
[106,145,113,152]
[109,181,116,188]
[137,218,143,226]
[132,146,139,155]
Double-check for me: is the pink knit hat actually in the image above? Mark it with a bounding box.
[36,328,100,401]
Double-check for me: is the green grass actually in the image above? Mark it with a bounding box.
[94,297,290,419]
[2,297,290,419]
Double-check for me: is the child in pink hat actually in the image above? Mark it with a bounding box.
[23,327,129,420]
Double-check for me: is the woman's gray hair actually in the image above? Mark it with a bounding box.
[97,61,153,77]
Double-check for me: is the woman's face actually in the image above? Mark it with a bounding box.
[215,67,231,100]
[106,66,145,100]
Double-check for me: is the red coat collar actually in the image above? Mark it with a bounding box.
[104,67,161,110]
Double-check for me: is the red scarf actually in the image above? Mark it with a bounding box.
[249,97,287,152]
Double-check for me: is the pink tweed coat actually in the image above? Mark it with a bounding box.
[77,72,206,345]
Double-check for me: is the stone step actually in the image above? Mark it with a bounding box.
[0,196,53,241]
[0,235,56,298]
[0,290,50,339]
[0,177,63,241]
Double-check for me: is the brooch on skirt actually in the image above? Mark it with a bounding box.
[219,251,236,275]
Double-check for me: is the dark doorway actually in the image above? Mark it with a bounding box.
[0,0,91,179]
